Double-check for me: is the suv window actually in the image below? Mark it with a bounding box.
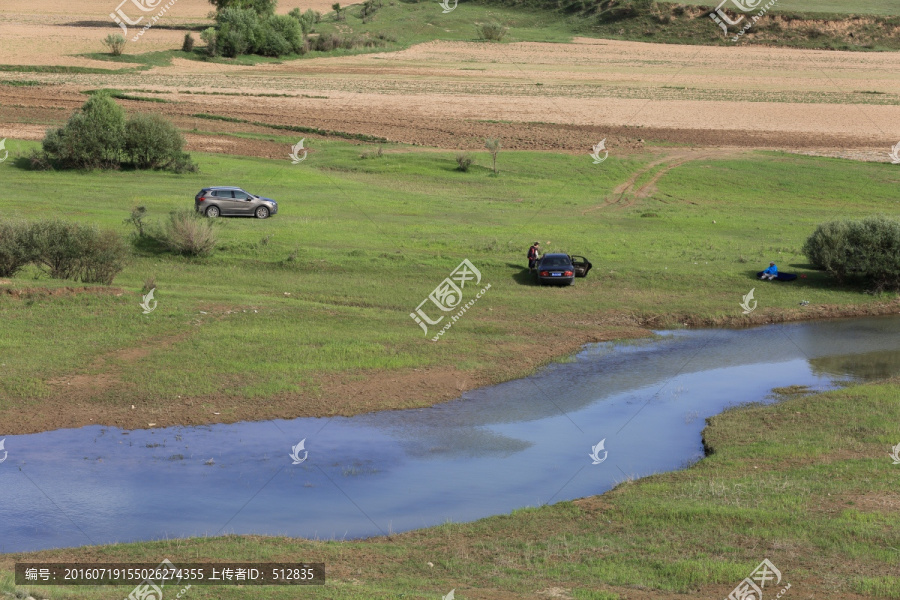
[233,191,250,200]
[214,189,234,198]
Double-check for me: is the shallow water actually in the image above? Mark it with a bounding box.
[3,315,900,553]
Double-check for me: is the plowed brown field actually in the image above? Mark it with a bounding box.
[1,1,899,157]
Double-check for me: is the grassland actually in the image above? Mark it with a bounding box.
[2,379,897,599]
[0,136,898,433]
[678,0,900,16]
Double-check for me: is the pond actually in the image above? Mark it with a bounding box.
[3,315,900,553]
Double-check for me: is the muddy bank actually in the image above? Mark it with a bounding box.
[2,299,899,436]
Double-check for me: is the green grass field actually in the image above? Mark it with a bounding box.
[0,136,898,418]
[679,0,900,16]
[2,379,897,599]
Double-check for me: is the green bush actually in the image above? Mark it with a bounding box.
[208,0,276,15]
[160,210,218,257]
[257,14,304,56]
[212,8,303,57]
[182,33,195,52]
[102,34,126,56]
[803,215,900,290]
[38,95,195,172]
[42,93,126,169]
[124,113,186,170]
[289,7,321,34]
[478,21,508,41]
[201,27,220,56]
[18,220,128,284]
[455,152,473,172]
[0,221,31,277]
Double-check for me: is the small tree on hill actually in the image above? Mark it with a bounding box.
[485,138,501,174]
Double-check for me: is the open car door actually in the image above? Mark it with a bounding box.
[570,255,592,278]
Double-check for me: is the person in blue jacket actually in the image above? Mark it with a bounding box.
[760,262,778,280]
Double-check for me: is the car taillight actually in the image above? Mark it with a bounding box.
[197,197,205,202]
[540,271,549,277]
[564,271,574,276]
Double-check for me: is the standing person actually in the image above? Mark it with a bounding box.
[760,262,778,280]
[527,242,541,271]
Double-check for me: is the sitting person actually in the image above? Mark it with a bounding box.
[760,262,778,280]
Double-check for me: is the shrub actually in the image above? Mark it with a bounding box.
[42,93,126,170]
[290,8,321,34]
[478,22,508,41]
[257,14,304,56]
[332,2,345,20]
[124,206,149,238]
[182,33,195,52]
[102,34,126,56]
[38,94,194,172]
[455,152,473,172]
[208,0,276,15]
[160,210,218,257]
[124,113,187,170]
[0,221,31,277]
[19,220,127,284]
[169,151,199,174]
[201,27,220,56]
[360,0,382,21]
[79,229,130,285]
[803,216,900,290]
[360,146,384,159]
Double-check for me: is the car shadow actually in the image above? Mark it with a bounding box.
[507,262,538,286]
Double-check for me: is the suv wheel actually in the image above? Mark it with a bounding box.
[255,206,270,219]
[205,206,220,218]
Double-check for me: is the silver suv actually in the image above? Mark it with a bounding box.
[194,187,278,219]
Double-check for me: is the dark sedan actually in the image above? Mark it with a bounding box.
[535,253,592,286]
[536,253,576,285]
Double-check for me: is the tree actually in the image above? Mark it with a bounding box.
[38,94,195,172]
[485,138,501,174]
[124,113,187,170]
[803,216,900,291]
[42,93,126,169]
[207,0,276,15]
[332,2,345,21]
